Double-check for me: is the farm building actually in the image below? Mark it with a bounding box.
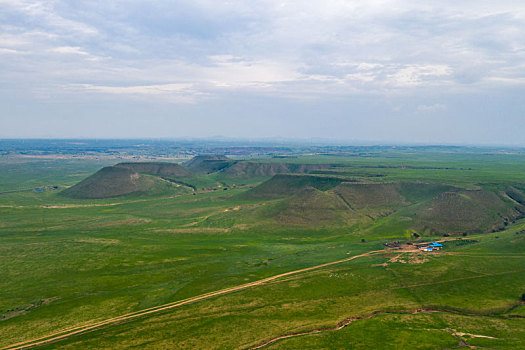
[383,241,400,248]
[418,242,444,252]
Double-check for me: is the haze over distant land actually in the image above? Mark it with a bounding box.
[1,1,524,145]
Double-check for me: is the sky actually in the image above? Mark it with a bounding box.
[1,0,524,145]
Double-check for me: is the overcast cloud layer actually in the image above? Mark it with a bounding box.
[1,0,524,144]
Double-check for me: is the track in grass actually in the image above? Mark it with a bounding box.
[2,250,383,350]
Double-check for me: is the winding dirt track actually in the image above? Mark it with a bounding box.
[251,309,435,349]
[1,250,382,350]
[251,305,525,350]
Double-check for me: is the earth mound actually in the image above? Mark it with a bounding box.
[62,162,192,199]
[183,155,234,174]
[241,174,349,199]
[220,162,339,178]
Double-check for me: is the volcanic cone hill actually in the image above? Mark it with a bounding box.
[116,162,192,178]
[408,188,525,234]
[182,154,345,179]
[219,162,340,178]
[182,155,235,174]
[61,162,193,199]
[333,182,455,210]
[267,186,354,227]
[240,174,525,234]
[61,158,525,235]
[240,174,350,199]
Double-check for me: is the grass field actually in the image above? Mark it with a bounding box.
[1,147,524,349]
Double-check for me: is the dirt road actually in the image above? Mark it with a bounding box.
[1,250,382,350]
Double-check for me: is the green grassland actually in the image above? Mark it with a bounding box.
[1,148,524,349]
[31,230,525,349]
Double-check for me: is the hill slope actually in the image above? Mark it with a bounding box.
[220,162,339,178]
[116,162,192,179]
[241,176,525,234]
[334,182,455,210]
[183,155,234,174]
[267,187,355,227]
[241,174,350,199]
[61,162,192,199]
[410,189,525,234]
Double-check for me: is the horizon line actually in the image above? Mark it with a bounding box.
[1,137,525,149]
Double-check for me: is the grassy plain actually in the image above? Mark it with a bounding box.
[1,148,524,349]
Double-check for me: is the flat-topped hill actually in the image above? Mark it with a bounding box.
[116,162,192,178]
[182,155,343,178]
[61,162,192,199]
[183,155,234,174]
[241,174,350,199]
[60,158,525,235]
[237,174,525,233]
[219,162,340,178]
[267,186,354,227]
[334,182,455,209]
[410,189,525,234]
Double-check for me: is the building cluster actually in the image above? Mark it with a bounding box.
[417,242,443,252]
[382,240,445,252]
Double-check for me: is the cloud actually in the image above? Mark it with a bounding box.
[49,46,89,55]
[69,83,204,103]
[1,0,524,105]
[417,103,447,112]
[1,0,98,36]
[0,47,20,54]
[388,65,453,88]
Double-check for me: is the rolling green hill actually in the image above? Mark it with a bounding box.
[183,155,235,174]
[61,162,193,199]
[116,162,192,179]
[61,160,525,233]
[334,182,455,210]
[239,175,525,235]
[266,186,355,227]
[241,174,349,199]
[410,189,525,234]
[219,162,340,178]
[182,155,343,179]
[334,182,407,209]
